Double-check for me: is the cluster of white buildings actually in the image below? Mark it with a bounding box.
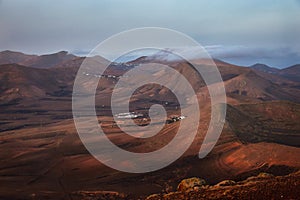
[82,72,119,79]
[114,112,144,119]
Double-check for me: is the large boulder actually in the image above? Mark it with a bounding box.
[145,193,161,200]
[177,177,206,192]
[257,172,274,178]
[216,180,236,187]
[246,172,275,182]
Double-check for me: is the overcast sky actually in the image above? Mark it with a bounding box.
[0,0,300,68]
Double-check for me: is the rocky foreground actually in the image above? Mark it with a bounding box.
[70,171,300,200]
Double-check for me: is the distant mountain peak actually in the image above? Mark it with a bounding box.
[251,63,272,68]
[0,50,37,65]
[250,63,279,74]
[48,50,71,56]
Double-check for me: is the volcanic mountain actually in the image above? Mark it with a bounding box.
[279,64,300,82]
[250,63,280,74]
[0,50,78,68]
[251,62,300,83]
[0,50,37,65]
